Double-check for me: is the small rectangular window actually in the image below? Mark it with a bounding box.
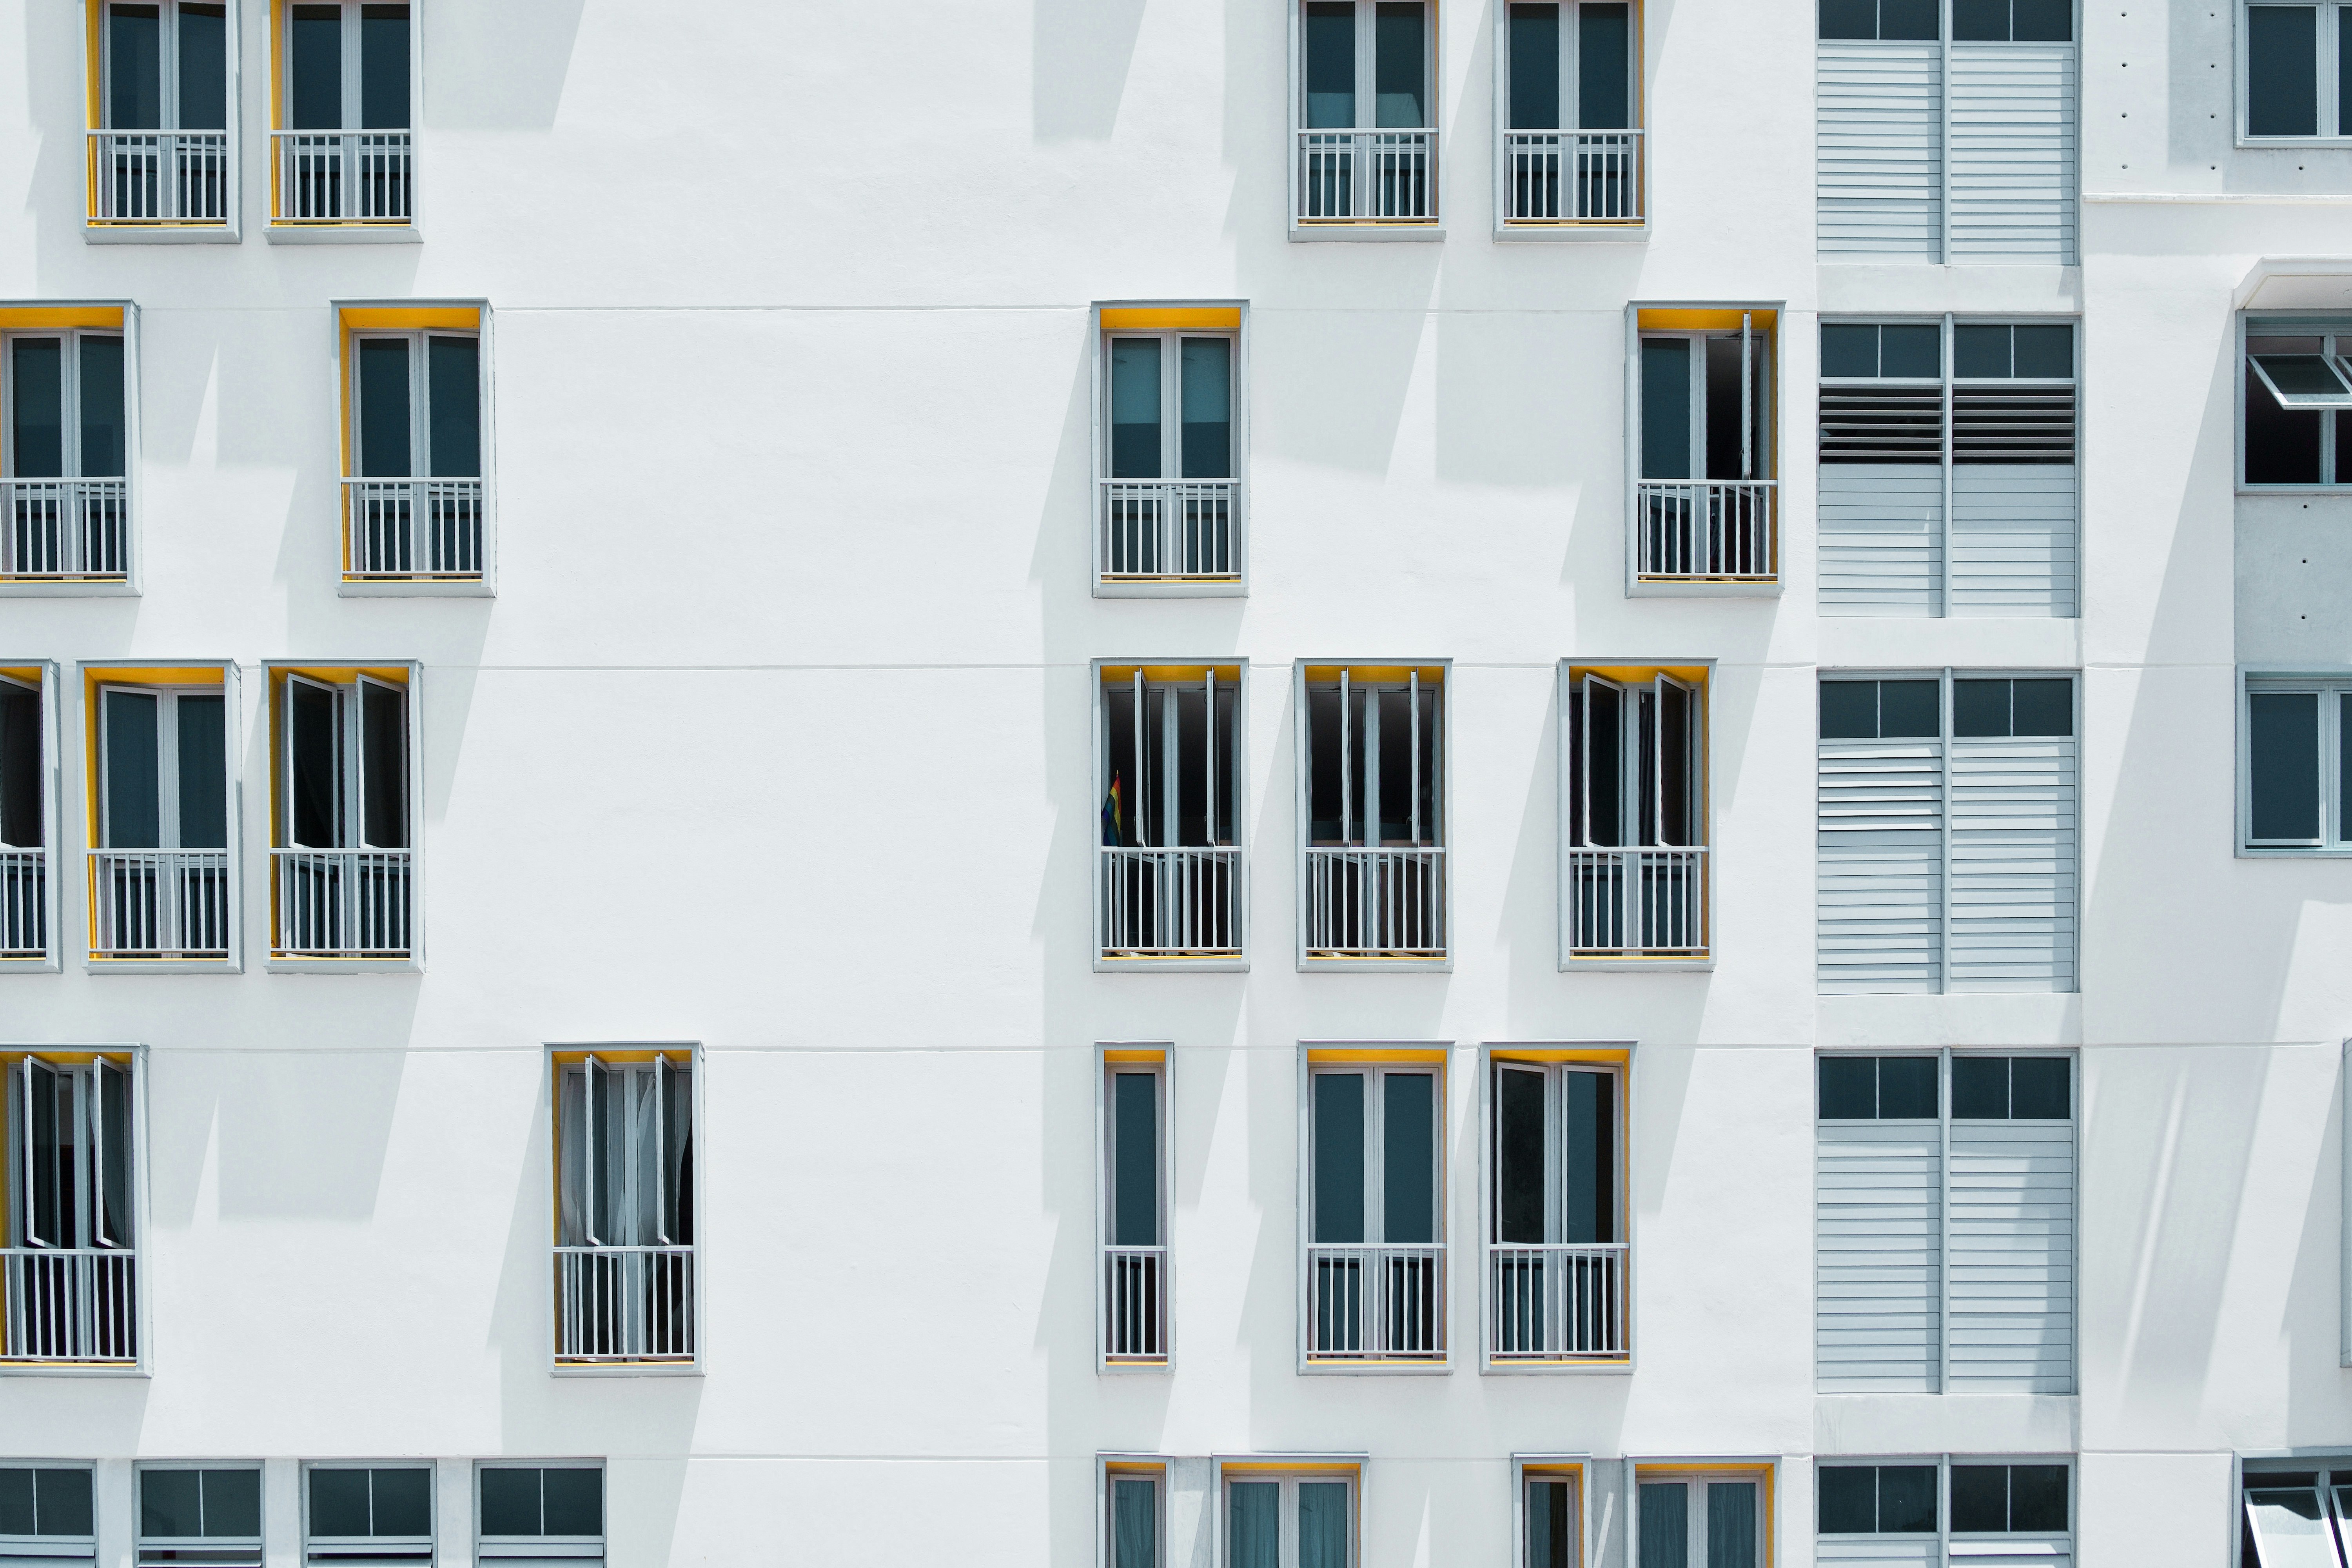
[1633,309,1776,583]
[1101,1052,1168,1362]
[1818,1465,1936,1533]
[475,1465,603,1561]
[0,1465,96,1550]
[1635,1472,1764,1568]
[1296,0,1436,223]
[1818,1054,1940,1119]
[1518,1464,1583,1568]
[304,1464,433,1564]
[138,1464,262,1568]
[1307,1058,1445,1360]
[1108,1469,1162,1568]
[1095,313,1244,588]
[2250,5,2324,135]
[1223,1469,1357,1568]
[2243,678,2352,849]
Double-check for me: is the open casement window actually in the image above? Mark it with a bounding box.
[1632,310,1777,584]
[0,672,49,962]
[1819,319,2079,617]
[2244,3,2352,136]
[1105,1464,1165,1568]
[2242,324,2352,485]
[1223,1467,1358,1568]
[1635,1471,1766,1568]
[1490,1055,1626,1362]
[1305,1057,1444,1362]
[1099,664,1242,962]
[3,330,129,582]
[1564,666,1708,960]
[137,1465,260,1568]
[4,1052,138,1365]
[1816,1053,2076,1393]
[1300,665,1445,961]
[343,324,484,581]
[302,1464,432,1566]
[1517,1463,1585,1568]
[475,1465,603,1566]
[556,1050,695,1364]
[1101,1052,1168,1364]
[2243,1466,2352,1568]
[271,666,413,961]
[1296,1,1438,225]
[274,0,412,224]
[0,1465,97,1564]
[90,1,232,226]
[2239,678,2352,850]
[92,679,233,961]
[1500,2,1642,224]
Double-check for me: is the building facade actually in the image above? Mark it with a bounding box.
[0,0,2345,1564]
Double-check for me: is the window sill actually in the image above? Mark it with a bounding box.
[265,223,421,245]
[2238,844,2352,857]
[1298,955,1452,973]
[338,575,495,599]
[85,221,240,245]
[0,1360,148,1377]
[1482,1356,1634,1375]
[0,954,62,975]
[1495,219,1646,243]
[1299,1357,1453,1375]
[1101,1357,1171,1374]
[0,576,137,597]
[87,956,242,974]
[1096,953,1249,973]
[1562,954,1715,972]
[1626,576,1782,599]
[265,955,421,974]
[551,1358,703,1378]
[2236,486,2352,497]
[2235,135,2352,149]
[1094,577,1247,599]
[1290,221,1445,243]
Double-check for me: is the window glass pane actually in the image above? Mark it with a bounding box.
[1953,0,2009,38]
[2010,1057,2070,1119]
[1818,1056,1878,1119]
[2246,1489,2335,1568]
[1313,1072,1366,1243]
[11,338,65,479]
[309,1470,371,1537]
[1819,0,1876,36]
[661,1058,693,1244]
[1381,1071,1435,1244]
[541,1469,601,1537]
[1529,1478,1575,1568]
[1305,3,1357,127]
[203,1470,260,1539]
[1878,1466,1936,1532]
[1563,1069,1614,1243]
[1109,339,1162,480]
[360,4,412,128]
[98,1062,131,1247]
[1374,3,1426,126]
[1704,337,1747,481]
[1112,1071,1158,1247]
[1659,682,1693,846]
[360,681,408,848]
[103,689,162,849]
[1878,1056,1939,1117]
[2009,1465,2068,1530]
[1229,1482,1280,1568]
[2255,354,2352,399]
[1584,679,1623,844]
[1818,681,1878,740]
[1641,339,1691,479]
[2013,325,2073,377]
[2341,693,2352,838]
[2247,359,2325,482]
[175,694,227,849]
[0,1471,32,1535]
[1953,679,2011,738]
[1638,1483,1688,1568]
[1509,5,1560,128]
[79,336,125,478]
[1880,0,1940,37]
[0,682,41,848]
[358,339,413,478]
[1818,1467,1878,1532]
[108,4,163,129]
[1955,324,2012,377]
[2250,7,2321,135]
[289,679,339,848]
[1495,1066,1546,1243]
[1706,1482,1757,1568]
[1579,3,1632,127]
[1112,1478,1157,1568]
[1179,338,1231,480]
[368,1468,432,1536]
[35,1470,92,1537]
[1880,325,1940,378]
[289,4,343,128]
[2250,691,2322,840]
[1952,1054,2010,1117]
[2012,679,2073,736]
[178,5,229,129]
[1879,679,1939,737]
[1298,1481,1349,1568]
[141,1471,202,1539]
[1949,1465,2007,1532]
[478,1470,539,1537]
[428,336,481,478]
[1821,323,1879,378]
[2014,0,2070,36]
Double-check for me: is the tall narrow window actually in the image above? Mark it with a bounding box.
[138,1465,261,1568]
[2,331,129,581]
[1301,665,1445,960]
[1102,1055,1167,1363]
[1491,1058,1625,1361]
[303,1464,433,1566]
[1501,2,1642,223]
[1564,666,1708,960]
[1224,1469,1357,1568]
[1096,312,1244,589]
[1633,313,1776,583]
[0,1465,96,1564]
[1307,1060,1443,1361]
[1296,1,1437,225]
[556,1050,696,1364]
[93,682,232,961]
[1099,665,1242,961]
[276,1,412,223]
[475,1466,603,1566]
[1107,1468,1162,1568]
[1521,1465,1583,1568]
[0,673,45,961]
[1636,1473,1763,1568]
[4,1052,138,1364]
[93,1,230,225]
[272,668,413,961]
[346,331,483,580]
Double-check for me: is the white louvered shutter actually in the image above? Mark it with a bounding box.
[1952,1535,2073,1568]
[1818,42,1943,258]
[1817,1119,1943,1391]
[1947,732,2076,991]
[1947,1115,2074,1392]
[1947,42,2077,263]
[1818,1539,1939,1568]
[1949,467,2077,615]
[1817,736,1945,992]
[1820,468,1944,613]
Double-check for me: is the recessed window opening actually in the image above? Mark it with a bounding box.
[1492,1060,1624,1359]
[278,1,412,221]
[1100,667,1241,960]
[95,1,230,221]
[0,1465,95,1549]
[1635,313,1775,581]
[1308,1062,1443,1359]
[6,1054,138,1363]
[2245,2,2352,136]
[1522,1466,1583,1568]
[1108,1468,1163,1568]
[273,670,410,960]
[475,1465,603,1563]
[0,674,45,961]
[1565,668,1707,958]
[1302,668,1445,959]
[347,330,481,578]
[1225,1469,1356,1568]
[304,1464,433,1566]
[1503,2,1639,222]
[2243,323,2352,485]
[1637,1472,1763,1568]
[93,682,230,960]
[556,1051,695,1363]
[1102,1059,1167,1362]
[3,332,128,579]
[1298,0,1437,221]
[137,1465,261,1568]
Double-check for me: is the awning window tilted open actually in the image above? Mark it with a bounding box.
[2250,351,2352,409]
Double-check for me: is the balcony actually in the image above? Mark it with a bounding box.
[1100,846,1241,960]
[1502,130,1643,224]
[1296,129,1437,223]
[555,1245,694,1363]
[345,478,485,580]
[1,1248,137,1363]
[88,131,230,223]
[1635,481,1777,583]
[1,849,44,958]
[272,130,412,223]
[1303,847,1445,959]
[90,850,232,960]
[1568,846,1709,960]
[4,479,129,581]
[1100,480,1239,584]
[1103,1245,1166,1362]
[1306,1243,1445,1360]
[270,848,412,959]
[1488,1243,1628,1360]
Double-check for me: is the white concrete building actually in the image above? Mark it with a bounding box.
[0,0,2346,1564]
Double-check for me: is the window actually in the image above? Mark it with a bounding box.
[1816,1053,2076,1392]
[1305,1053,1444,1362]
[1820,1461,2072,1559]
[138,1464,261,1568]
[0,667,53,964]
[1563,663,1708,960]
[1517,1461,1585,1568]
[1817,673,2078,993]
[2242,319,2352,486]
[2238,675,2352,850]
[1101,1049,1168,1365]
[1819,319,2079,616]
[4,1051,140,1365]
[1104,1462,1164,1568]
[1298,663,1445,963]
[1630,308,1776,586]
[2243,2,2352,136]
[1635,1470,1766,1568]
[2243,1463,2352,1568]
[274,0,413,225]
[303,1464,433,1566]
[3,325,130,582]
[268,662,416,964]
[0,1465,96,1564]
[1097,663,1244,964]
[554,1049,697,1365]
[1490,1054,1626,1363]
[1817,0,2076,261]
[1295,0,1438,227]
[90,669,236,963]
[90,1,233,227]
[1223,1466,1356,1568]
[1096,307,1243,591]
[475,1465,602,1565]
[339,306,488,587]
[1498,2,1642,225]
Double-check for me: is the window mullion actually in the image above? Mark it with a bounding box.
[343,1,363,134]
[1938,1046,1953,1393]
[1562,1,1581,131]
[161,3,180,132]
[158,693,181,850]
[1357,1,1377,129]
[1364,1068,1384,1244]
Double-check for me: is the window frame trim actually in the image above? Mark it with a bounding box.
[2236,0,2352,143]
[469,1459,607,1559]
[298,1459,438,1559]
[1212,1456,1366,1568]
[1091,660,1252,970]
[0,662,63,970]
[83,0,244,240]
[266,0,423,237]
[1098,1454,1172,1568]
[1089,302,1250,597]
[2235,666,2352,854]
[1096,1044,1175,1370]
[1292,660,1453,971]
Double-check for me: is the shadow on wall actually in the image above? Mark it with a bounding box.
[426,0,586,128]
[2283,1060,2346,1445]
[1034,0,1149,141]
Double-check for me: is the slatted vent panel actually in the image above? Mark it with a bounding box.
[1817,738,1945,992]
[1953,381,2076,615]
[1817,1122,1943,1391]
[1947,734,2076,992]
[1948,1118,2075,1391]
[1817,1541,1939,1568]
[1818,42,1943,257]
[1949,42,2078,262]
[1820,386,1946,615]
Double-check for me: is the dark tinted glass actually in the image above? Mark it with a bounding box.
[104,690,161,848]
[2014,324,2073,377]
[1374,3,1426,127]
[1819,1056,1878,1119]
[108,4,163,128]
[1641,339,1691,479]
[1818,681,1878,740]
[1707,1482,1756,1568]
[1639,1484,1688,1568]
[0,683,36,848]
[204,1470,260,1539]
[141,1470,203,1538]
[176,695,227,849]
[540,1468,601,1537]
[1953,679,2010,737]
[1313,1072,1365,1243]
[37,1469,93,1537]
[1179,338,1230,479]
[290,4,342,128]
[360,5,412,128]
[1879,1466,1936,1532]
[1881,324,1940,378]
[1881,0,1939,37]
[427,336,480,477]
[1112,1478,1156,1568]
[1704,336,1746,481]
[309,1469,371,1537]
[2246,360,2323,483]
[2011,1057,2070,1118]
[2014,0,2071,36]
[289,678,339,848]
[1109,338,1160,479]
[11,338,64,478]
[1382,1071,1435,1244]
[1878,1056,1938,1117]
[1231,1481,1279,1568]
[1578,3,1631,127]
[1529,1478,1574,1568]
[178,5,228,129]
[1585,679,1622,844]
[1564,1069,1613,1243]
[1881,679,1939,737]
[1819,0,1876,36]
[360,681,408,849]
[2013,679,2072,736]
[2341,693,2352,839]
[477,1470,539,1537]
[1955,325,2011,377]
[80,336,125,477]
[2009,1465,2068,1529]
[1509,5,1560,128]
[2249,691,2321,840]
[1952,1054,2009,1117]
[1818,1468,1877,1533]
[1112,1071,1157,1247]
[369,1468,431,1536]
[1305,2,1356,127]
[1495,1067,1546,1243]
[1953,0,2008,38]
[0,1471,31,1535]
[358,339,412,477]
[2249,6,2320,136]
[1820,323,1878,377]
[1949,1466,2006,1531]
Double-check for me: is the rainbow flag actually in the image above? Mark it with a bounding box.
[1102,771,1123,847]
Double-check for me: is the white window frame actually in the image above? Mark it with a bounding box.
[1623,303,1782,597]
[0,662,62,969]
[299,1460,436,1564]
[1816,1456,2075,1558]
[1480,1045,1635,1370]
[1492,0,1645,236]
[1296,1046,1450,1372]
[0,305,140,596]
[1514,1455,1592,1568]
[1099,1456,1171,1568]
[265,660,422,971]
[1287,0,1443,238]
[1097,1046,1173,1369]
[2,1045,149,1376]
[2236,670,2352,853]
[1092,661,1249,969]
[346,328,483,481]
[0,1460,97,1560]
[1090,304,1249,597]
[86,663,244,971]
[1214,1459,1363,1568]
[1292,661,1451,971]
[2237,0,2352,141]
[471,1461,604,1566]
[1,330,128,483]
[2238,1459,2352,1568]
[1629,1466,1773,1568]
[2238,316,2352,492]
[1558,661,1712,967]
[332,299,495,595]
[87,0,243,241]
[269,0,422,238]
[134,1460,263,1567]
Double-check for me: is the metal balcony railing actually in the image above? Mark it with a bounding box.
[88,130,230,222]
[1304,847,1445,959]
[1635,480,1777,581]
[1104,1245,1167,1361]
[1568,846,1710,958]
[2,1248,137,1362]
[1307,1243,1445,1359]
[4,479,129,579]
[345,478,485,579]
[1502,130,1644,222]
[1488,1243,1628,1359]
[1,849,45,959]
[271,848,412,959]
[89,850,232,960]
[554,1246,695,1361]
[1297,129,1437,222]
[1100,846,1241,959]
[1100,479,1239,582]
[272,129,412,222]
